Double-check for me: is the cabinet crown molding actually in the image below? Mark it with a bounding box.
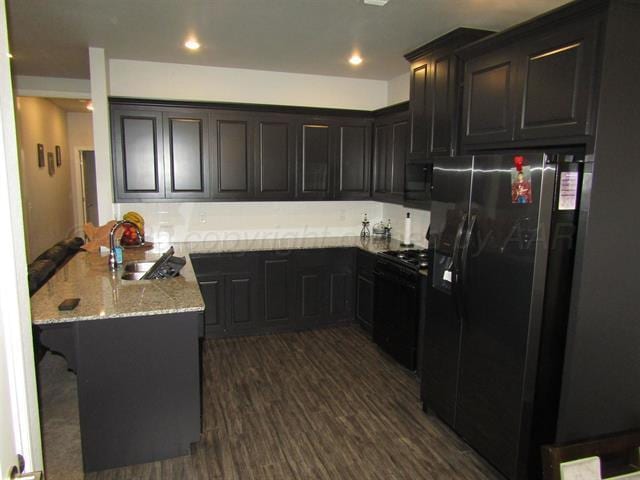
[403,27,493,63]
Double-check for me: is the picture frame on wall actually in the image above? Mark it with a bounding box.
[47,152,55,176]
[55,145,62,167]
[37,143,45,168]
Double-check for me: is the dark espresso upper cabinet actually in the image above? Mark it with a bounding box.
[296,121,333,200]
[111,103,375,203]
[334,120,372,200]
[254,115,295,200]
[408,59,430,158]
[295,117,372,200]
[163,109,210,199]
[516,17,600,141]
[462,48,518,145]
[211,112,254,199]
[373,110,408,204]
[111,106,165,201]
[405,28,494,161]
[459,7,604,149]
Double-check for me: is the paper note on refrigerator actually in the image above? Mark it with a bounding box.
[558,171,579,210]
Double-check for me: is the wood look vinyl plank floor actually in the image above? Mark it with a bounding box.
[38,326,503,480]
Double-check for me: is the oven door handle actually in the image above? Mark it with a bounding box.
[373,270,418,291]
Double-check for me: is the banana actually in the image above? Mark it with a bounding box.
[123,211,144,230]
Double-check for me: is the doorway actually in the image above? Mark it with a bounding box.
[80,150,98,226]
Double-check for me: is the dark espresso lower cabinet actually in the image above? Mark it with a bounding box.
[198,276,225,336]
[262,251,296,330]
[190,252,261,336]
[356,250,377,334]
[192,248,355,338]
[326,248,355,324]
[293,248,355,328]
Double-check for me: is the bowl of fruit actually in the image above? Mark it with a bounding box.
[120,211,146,247]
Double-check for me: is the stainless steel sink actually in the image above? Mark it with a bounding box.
[121,261,156,280]
[121,271,148,281]
[124,261,156,273]
[121,248,178,281]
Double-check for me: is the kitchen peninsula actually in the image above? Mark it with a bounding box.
[31,235,409,472]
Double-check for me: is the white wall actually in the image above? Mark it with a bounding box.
[114,201,384,243]
[387,72,410,105]
[382,203,430,247]
[65,112,94,232]
[14,97,76,261]
[109,59,389,110]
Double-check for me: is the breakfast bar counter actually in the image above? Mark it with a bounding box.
[31,235,405,472]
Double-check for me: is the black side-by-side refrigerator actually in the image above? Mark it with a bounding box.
[421,151,584,480]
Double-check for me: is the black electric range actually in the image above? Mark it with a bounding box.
[377,249,429,272]
[373,248,428,372]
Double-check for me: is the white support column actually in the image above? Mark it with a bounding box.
[89,47,115,225]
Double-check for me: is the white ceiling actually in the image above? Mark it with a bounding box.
[46,98,92,113]
[6,0,568,81]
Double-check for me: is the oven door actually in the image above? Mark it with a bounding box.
[372,266,419,370]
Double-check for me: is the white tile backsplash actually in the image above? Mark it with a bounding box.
[381,203,431,247]
[114,201,385,243]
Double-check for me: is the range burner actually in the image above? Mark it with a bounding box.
[378,249,429,271]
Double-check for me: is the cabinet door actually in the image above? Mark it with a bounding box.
[211,113,253,199]
[262,253,295,330]
[356,250,377,334]
[356,275,374,333]
[254,116,295,200]
[430,53,457,156]
[373,123,392,196]
[516,18,600,140]
[296,121,333,199]
[334,121,372,199]
[404,161,432,209]
[198,277,225,336]
[293,249,329,327]
[163,110,210,199]
[327,269,353,324]
[111,107,165,201]
[409,59,432,159]
[462,48,518,146]
[224,272,260,335]
[373,114,408,204]
[391,120,408,198]
[295,266,327,327]
[325,249,355,324]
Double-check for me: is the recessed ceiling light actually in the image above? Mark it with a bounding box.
[184,38,201,51]
[364,0,389,5]
[349,54,363,66]
[86,101,94,111]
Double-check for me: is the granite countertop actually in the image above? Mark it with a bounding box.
[31,236,415,326]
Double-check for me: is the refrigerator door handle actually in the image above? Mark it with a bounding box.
[450,214,467,323]
[460,214,477,292]
[449,214,467,276]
